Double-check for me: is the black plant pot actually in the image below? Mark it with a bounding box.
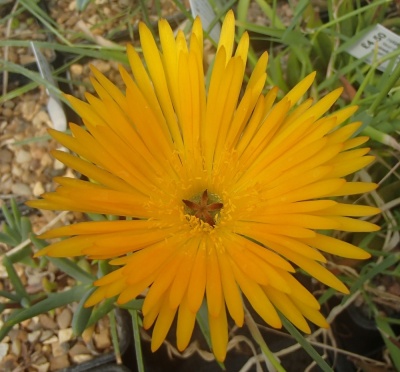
[329,303,385,372]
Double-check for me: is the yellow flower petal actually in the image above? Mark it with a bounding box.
[168,239,198,309]
[217,10,235,59]
[206,246,223,317]
[327,181,377,196]
[209,306,228,362]
[187,240,207,312]
[142,252,184,315]
[291,297,329,328]
[29,11,380,362]
[302,233,371,259]
[278,271,321,310]
[230,259,281,328]
[177,295,197,351]
[264,286,311,334]
[331,216,380,232]
[217,249,244,327]
[151,296,178,352]
[285,71,316,107]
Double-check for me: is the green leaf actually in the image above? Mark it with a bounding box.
[109,310,121,363]
[283,0,309,35]
[48,258,95,284]
[119,299,143,311]
[237,0,251,36]
[0,232,19,246]
[2,255,30,304]
[196,301,212,349]
[8,245,35,264]
[10,199,22,232]
[1,203,16,232]
[2,225,21,246]
[130,310,145,372]
[236,22,310,47]
[0,81,38,103]
[245,310,285,372]
[30,233,47,249]
[287,51,302,89]
[0,290,20,302]
[87,298,115,328]
[72,288,96,335]
[30,234,95,283]
[3,285,88,331]
[348,253,400,298]
[376,316,400,370]
[76,0,93,12]
[254,0,285,29]
[317,0,391,33]
[20,217,32,241]
[0,310,24,342]
[86,213,108,221]
[0,40,127,61]
[281,315,333,372]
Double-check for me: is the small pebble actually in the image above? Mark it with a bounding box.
[40,330,54,342]
[57,308,72,329]
[27,330,41,344]
[91,60,111,74]
[3,100,15,109]
[69,343,90,357]
[68,1,76,11]
[21,101,36,119]
[71,354,93,364]
[0,149,12,164]
[2,108,13,117]
[15,149,31,164]
[32,362,50,372]
[11,182,31,196]
[93,331,111,350]
[32,111,51,127]
[43,336,58,345]
[11,166,23,177]
[0,354,18,371]
[58,328,73,344]
[70,64,83,76]
[49,354,69,371]
[51,341,68,357]
[0,343,9,359]
[11,339,21,357]
[33,181,45,196]
[54,159,65,170]
[39,314,58,330]
[19,55,36,65]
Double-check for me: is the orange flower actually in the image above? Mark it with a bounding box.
[29,10,380,362]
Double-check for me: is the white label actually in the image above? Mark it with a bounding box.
[189,0,221,42]
[347,24,400,72]
[30,42,67,131]
[47,96,68,132]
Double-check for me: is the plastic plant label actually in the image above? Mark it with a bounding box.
[30,42,67,131]
[189,0,221,42]
[347,24,400,72]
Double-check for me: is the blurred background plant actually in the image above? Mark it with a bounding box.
[0,0,399,371]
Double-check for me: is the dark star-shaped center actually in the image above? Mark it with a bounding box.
[182,190,223,227]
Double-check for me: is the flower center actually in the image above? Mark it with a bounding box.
[182,189,223,227]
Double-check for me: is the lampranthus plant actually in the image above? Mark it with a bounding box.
[29,10,380,362]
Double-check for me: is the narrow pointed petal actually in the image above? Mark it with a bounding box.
[28,10,380,364]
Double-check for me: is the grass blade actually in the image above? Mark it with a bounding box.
[281,315,333,372]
